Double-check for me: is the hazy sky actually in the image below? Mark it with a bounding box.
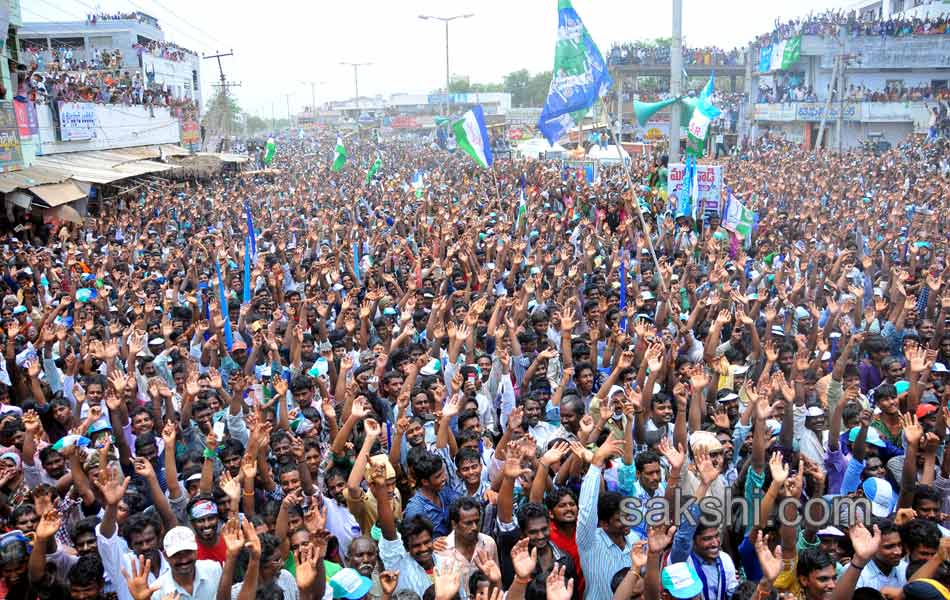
[23,0,855,117]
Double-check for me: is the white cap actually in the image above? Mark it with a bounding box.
[817,526,845,537]
[163,526,198,556]
[806,406,825,417]
[932,362,948,373]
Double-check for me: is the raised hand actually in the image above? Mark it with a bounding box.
[221,516,245,557]
[546,563,575,600]
[380,570,400,596]
[657,438,685,471]
[121,555,161,600]
[753,530,782,582]
[647,524,677,555]
[95,464,131,507]
[510,537,538,580]
[35,509,62,541]
[433,559,462,600]
[849,522,882,565]
[768,451,789,486]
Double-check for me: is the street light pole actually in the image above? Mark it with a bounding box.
[339,62,372,120]
[419,13,473,116]
[669,0,683,164]
[300,80,326,114]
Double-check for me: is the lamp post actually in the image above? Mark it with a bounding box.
[418,13,473,116]
[339,62,372,121]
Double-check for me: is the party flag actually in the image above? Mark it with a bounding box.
[365,157,381,184]
[242,236,252,305]
[452,106,494,169]
[332,135,346,172]
[263,137,276,165]
[537,0,612,144]
[214,260,234,351]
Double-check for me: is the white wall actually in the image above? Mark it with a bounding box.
[141,53,200,105]
[36,103,181,155]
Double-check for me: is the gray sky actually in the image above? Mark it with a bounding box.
[24,0,845,117]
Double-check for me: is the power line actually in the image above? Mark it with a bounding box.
[143,0,229,50]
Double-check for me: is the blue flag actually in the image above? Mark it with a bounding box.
[352,242,361,282]
[245,203,257,258]
[214,261,234,351]
[243,236,252,305]
[619,249,627,330]
[537,0,612,145]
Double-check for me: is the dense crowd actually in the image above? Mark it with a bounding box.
[21,60,199,115]
[755,5,950,45]
[133,40,198,63]
[607,45,745,67]
[0,128,948,600]
[755,81,950,104]
[86,12,162,28]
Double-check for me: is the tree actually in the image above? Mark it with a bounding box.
[202,89,242,139]
[245,115,269,135]
[526,71,552,107]
[503,69,532,106]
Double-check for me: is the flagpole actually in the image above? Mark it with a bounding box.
[599,98,668,293]
[489,165,502,205]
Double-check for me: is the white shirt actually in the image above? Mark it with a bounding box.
[231,569,298,600]
[96,524,171,600]
[323,495,361,555]
[855,559,907,590]
[151,559,222,600]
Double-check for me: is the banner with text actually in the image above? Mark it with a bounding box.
[59,102,97,141]
[668,163,723,217]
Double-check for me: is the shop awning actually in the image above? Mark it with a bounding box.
[28,181,87,207]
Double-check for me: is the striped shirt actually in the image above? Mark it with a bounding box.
[577,464,642,600]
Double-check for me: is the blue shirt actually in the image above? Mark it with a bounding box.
[403,487,461,538]
[577,465,641,600]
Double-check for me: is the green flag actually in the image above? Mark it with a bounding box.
[781,36,801,70]
[263,137,276,165]
[364,157,381,184]
[331,135,346,172]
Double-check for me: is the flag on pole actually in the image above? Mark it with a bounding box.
[452,105,494,169]
[242,236,252,305]
[331,135,346,172]
[537,0,612,145]
[412,170,425,198]
[244,202,256,259]
[686,74,721,157]
[263,137,276,165]
[214,260,234,351]
[516,179,527,229]
[722,190,755,238]
[364,157,382,184]
[619,249,627,330]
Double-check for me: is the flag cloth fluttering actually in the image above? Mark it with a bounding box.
[686,74,721,157]
[331,135,346,172]
[244,202,256,259]
[723,190,755,238]
[452,105,494,169]
[364,157,382,184]
[242,236,252,305]
[214,260,234,351]
[537,0,612,145]
[263,137,276,165]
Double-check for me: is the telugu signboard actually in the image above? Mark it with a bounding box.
[0,102,23,171]
[59,102,97,141]
[668,163,723,217]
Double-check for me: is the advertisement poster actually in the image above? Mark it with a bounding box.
[0,102,23,171]
[59,102,97,141]
[13,100,30,137]
[668,163,723,217]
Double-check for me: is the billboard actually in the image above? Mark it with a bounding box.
[59,102,98,141]
[0,102,23,171]
[668,163,723,217]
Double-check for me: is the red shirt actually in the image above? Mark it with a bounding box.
[550,522,585,600]
[197,536,227,563]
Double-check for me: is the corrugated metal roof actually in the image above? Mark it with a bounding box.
[0,144,184,192]
[28,181,87,207]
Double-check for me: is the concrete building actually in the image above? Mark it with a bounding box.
[747,4,949,149]
[19,13,202,108]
